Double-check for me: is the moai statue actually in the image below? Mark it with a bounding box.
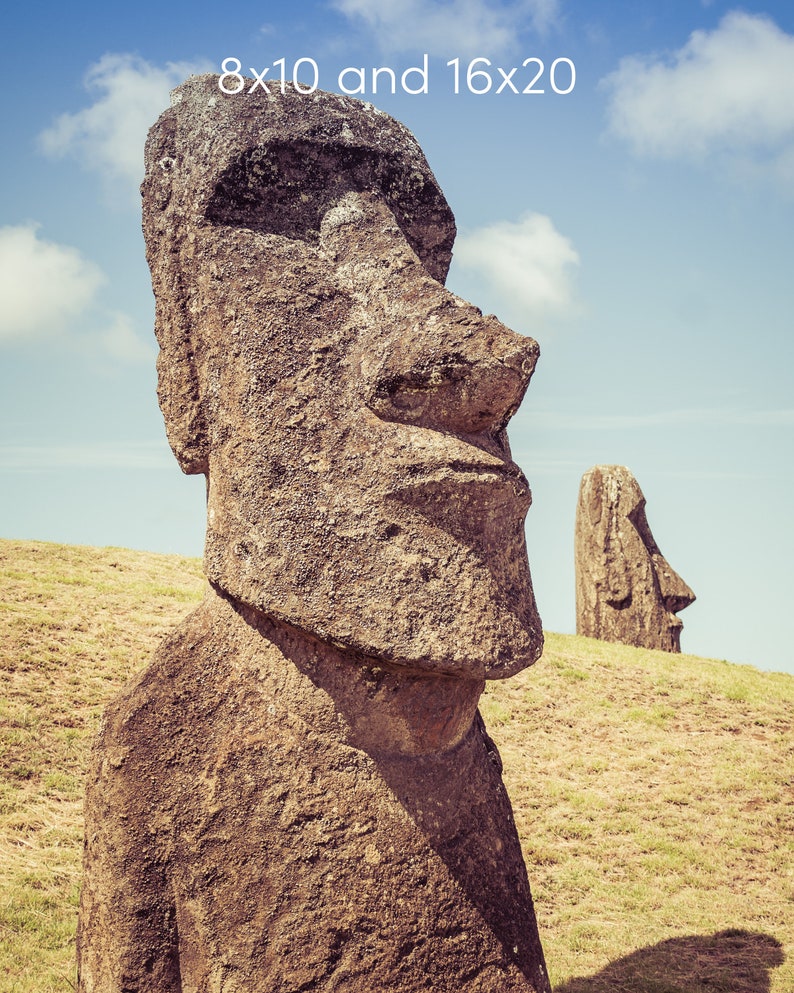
[77,75,551,993]
[575,465,695,652]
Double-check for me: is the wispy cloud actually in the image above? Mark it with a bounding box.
[0,223,104,341]
[331,0,560,57]
[39,53,210,202]
[508,451,756,481]
[602,12,794,188]
[98,312,156,363]
[0,441,173,471]
[453,212,580,325]
[530,408,794,430]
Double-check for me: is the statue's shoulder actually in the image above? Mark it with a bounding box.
[92,597,220,757]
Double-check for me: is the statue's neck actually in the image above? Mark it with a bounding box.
[203,585,485,757]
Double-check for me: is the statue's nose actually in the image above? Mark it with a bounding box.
[320,192,539,436]
[654,556,696,614]
[360,304,538,435]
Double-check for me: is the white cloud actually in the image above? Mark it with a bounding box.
[332,0,559,56]
[453,212,579,323]
[38,53,210,199]
[0,223,104,340]
[603,12,794,175]
[0,223,152,362]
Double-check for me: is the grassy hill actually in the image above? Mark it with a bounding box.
[1,538,791,993]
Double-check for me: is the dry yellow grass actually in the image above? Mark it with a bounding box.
[0,539,205,992]
[482,635,793,991]
[1,538,792,992]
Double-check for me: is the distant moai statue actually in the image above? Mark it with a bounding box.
[575,465,695,652]
[76,76,552,992]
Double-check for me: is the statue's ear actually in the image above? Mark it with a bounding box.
[582,470,603,528]
[579,466,632,609]
[601,473,633,609]
[154,323,209,476]
[142,112,209,476]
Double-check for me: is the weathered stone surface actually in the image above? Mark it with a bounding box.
[78,74,550,992]
[575,465,695,652]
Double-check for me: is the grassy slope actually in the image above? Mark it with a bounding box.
[1,538,791,992]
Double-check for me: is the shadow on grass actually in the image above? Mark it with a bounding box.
[555,929,784,993]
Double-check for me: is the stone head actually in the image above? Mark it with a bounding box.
[142,74,543,679]
[575,464,695,652]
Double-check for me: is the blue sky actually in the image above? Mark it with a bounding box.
[1,0,792,675]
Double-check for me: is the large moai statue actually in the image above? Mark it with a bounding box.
[575,465,695,652]
[76,75,552,992]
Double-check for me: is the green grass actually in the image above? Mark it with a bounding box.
[1,538,792,992]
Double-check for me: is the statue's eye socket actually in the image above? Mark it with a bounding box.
[203,142,452,282]
[205,143,372,244]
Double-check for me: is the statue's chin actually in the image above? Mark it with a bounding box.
[204,516,543,681]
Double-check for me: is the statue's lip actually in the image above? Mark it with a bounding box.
[388,457,532,506]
